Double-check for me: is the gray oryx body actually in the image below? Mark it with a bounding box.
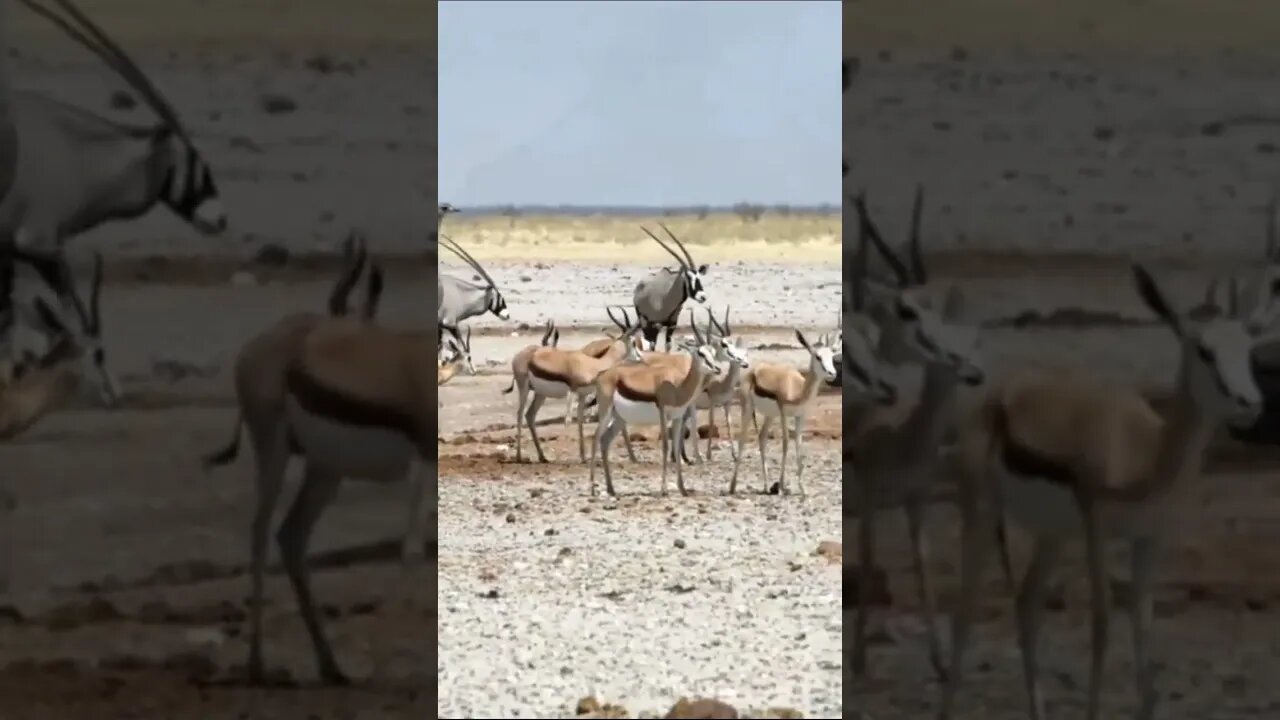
[632,224,708,351]
[0,0,227,370]
[439,234,509,325]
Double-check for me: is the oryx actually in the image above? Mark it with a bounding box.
[439,234,509,324]
[633,224,708,351]
[0,0,228,376]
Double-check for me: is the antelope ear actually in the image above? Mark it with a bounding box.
[1132,263,1185,336]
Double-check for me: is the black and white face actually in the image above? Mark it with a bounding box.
[685,265,708,304]
[160,135,227,235]
[486,287,510,321]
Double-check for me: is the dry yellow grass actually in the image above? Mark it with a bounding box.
[441,212,840,264]
[848,0,1280,58]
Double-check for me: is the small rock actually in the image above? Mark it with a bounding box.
[260,93,298,114]
[544,527,557,536]
[674,538,686,549]
[666,697,738,719]
[478,589,499,600]
[505,512,517,523]
[814,540,842,563]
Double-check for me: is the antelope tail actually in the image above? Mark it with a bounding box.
[502,377,515,394]
[202,412,243,469]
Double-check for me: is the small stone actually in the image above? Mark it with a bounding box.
[674,538,686,549]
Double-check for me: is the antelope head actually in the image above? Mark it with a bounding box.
[851,187,985,387]
[704,306,749,370]
[796,329,840,386]
[1134,263,1261,425]
[642,224,709,305]
[441,234,510,321]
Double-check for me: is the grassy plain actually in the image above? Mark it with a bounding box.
[441,211,841,263]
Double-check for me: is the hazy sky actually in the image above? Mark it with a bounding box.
[438,1,840,207]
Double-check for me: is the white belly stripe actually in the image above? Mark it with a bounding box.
[285,394,415,481]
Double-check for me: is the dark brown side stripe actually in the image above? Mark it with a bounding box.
[753,384,780,402]
[286,365,414,435]
[530,361,574,386]
[993,404,1075,486]
[616,378,657,403]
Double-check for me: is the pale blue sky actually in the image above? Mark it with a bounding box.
[438,1,840,208]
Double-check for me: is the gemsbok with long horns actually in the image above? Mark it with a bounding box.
[589,318,723,497]
[439,233,510,324]
[0,0,229,365]
[939,264,1266,720]
[633,223,708,352]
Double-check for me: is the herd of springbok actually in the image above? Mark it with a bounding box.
[844,61,1280,720]
[437,215,843,499]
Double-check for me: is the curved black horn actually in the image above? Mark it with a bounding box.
[362,263,384,321]
[853,192,911,287]
[907,184,927,284]
[328,232,368,316]
[606,305,629,332]
[659,222,697,268]
[639,226,688,268]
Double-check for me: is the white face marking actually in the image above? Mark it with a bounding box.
[687,271,707,304]
[717,337,749,369]
[191,197,228,234]
[1193,319,1262,420]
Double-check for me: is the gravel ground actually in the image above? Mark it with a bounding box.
[436,258,842,718]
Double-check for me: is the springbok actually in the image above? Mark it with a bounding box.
[646,307,750,464]
[589,319,723,497]
[846,188,995,681]
[938,264,1265,720]
[730,329,841,497]
[0,0,228,367]
[437,325,474,386]
[0,262,104,591]
[633,224,708,351]
[439,234,509,324]
[200,235,405,686]
[562,306,637,427]
[267,313,448,684]
[515,323,641,464]
[6,247,117,406]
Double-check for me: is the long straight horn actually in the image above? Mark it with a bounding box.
[689,308,704,346]
[852,192,869,309]
[659,222,697,268]
[907,184,927,284]
[853,192,911,287]
[722,305,732,336]
[440,234,499,289]
[30,0,190,140]
[640,226,688,268]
